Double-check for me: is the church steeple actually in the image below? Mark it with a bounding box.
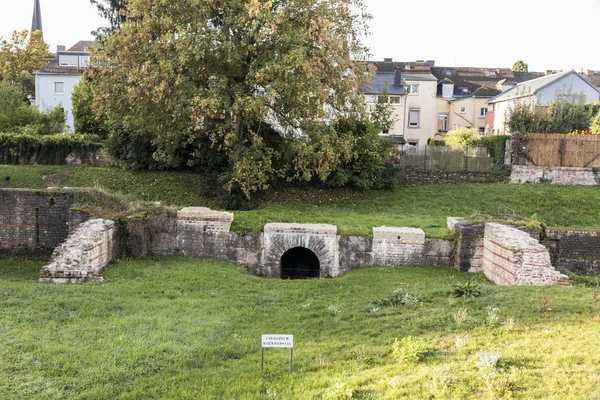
[31,0,43,39]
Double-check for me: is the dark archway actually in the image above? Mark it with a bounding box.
[280,247,320,279]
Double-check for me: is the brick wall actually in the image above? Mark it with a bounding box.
[510,166,600,186]
[546,229,600,276]
[40,219,116,283]
[483,223,569,286]
[373,227,425,266]
[177,207,234,260]
[0,189,74,258]
[454,223,485,272]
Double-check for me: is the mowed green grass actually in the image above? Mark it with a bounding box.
[5,165,600,236]
[1,257,600,399]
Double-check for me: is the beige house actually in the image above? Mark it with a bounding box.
[364,59,438,150]
[431,67,544,136]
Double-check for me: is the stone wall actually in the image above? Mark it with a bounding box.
[399,170,508,185]
[373,227,425,266]
[546,229,600,276]
[0,189,74,258]
[510,165,600,186]
[482,223,570,286]
[262,223,339,278]
[40,219,116,283]
[177,207,234,260]
[453,222,485,273]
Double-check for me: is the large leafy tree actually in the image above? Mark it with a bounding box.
[90,0,372,198]
[90,0,128,36]
[511,60,529,73]
[0,30,50,98]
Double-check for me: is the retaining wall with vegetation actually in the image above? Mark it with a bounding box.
[510,165,600,185]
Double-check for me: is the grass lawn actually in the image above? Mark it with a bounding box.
[1,257,600,399]
[4,165,600,236]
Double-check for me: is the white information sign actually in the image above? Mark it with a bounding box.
[262,334,294,348]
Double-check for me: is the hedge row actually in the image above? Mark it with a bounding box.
[0,133,102,165]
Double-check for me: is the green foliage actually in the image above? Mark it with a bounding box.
[392,336,429,364]
[90,0,372,198]
[591,110,600,135]
[507,91,547,133]
[512,60,529,73]
[373,287,420,308]
[370,85,398,134]
[546,88,592,133]
[508,87,593,134]
[0,30,50,98]
[445,127,478,148]
[477,136,510,166]
[0,81,65,134]
[72,78,109,137]
[0,133,101,165]
[450,280,483,298]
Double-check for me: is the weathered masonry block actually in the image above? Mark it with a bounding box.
[177,207,234,259]
[483,223,570,286]
[262,223,338,278]
[510,166,600,186]
[545,229,600,276]
[40,219,116,283]
[373,227,425,266]
[0,189,73,258]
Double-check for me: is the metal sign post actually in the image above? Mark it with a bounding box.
[261,334,294,372]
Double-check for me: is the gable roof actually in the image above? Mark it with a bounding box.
[68,41,98,52]
[431,67,544,99]
[487,70,600,103]
[363,72,407,95]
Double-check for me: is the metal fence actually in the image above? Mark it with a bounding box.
[398,146,496,172]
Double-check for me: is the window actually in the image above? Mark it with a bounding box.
[408,109,420,128]
[442,84,454,98]
[407,84,419,95]
[80,56,90,67]
[459,106,466,114]
[478,126,485,134]
[480,107,487,118]
[58,54,78,66]
[54,82,65,94]
[375,96,401,105]
[438,114,449,131]
[407,141,419,153]
[365,95,377,104]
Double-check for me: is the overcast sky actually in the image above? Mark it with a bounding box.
[1,0,599,72]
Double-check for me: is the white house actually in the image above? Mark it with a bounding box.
[34,41,96,132]
[486,70,600,135]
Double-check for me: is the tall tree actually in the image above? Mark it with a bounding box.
[512,60,529,73]
[0,30,50,98]
[90,0,128,37]
[90,0,372,198]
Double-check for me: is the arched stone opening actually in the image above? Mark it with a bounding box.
[280,247,320,279]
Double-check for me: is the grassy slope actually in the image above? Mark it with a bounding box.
[1,257,599,399]
[4,165,600,236]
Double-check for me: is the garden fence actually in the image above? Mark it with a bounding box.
[520,133,600,167]
[398,146,495,172]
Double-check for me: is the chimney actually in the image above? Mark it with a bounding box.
[394,67,402,87]
[57,45,66,52]
[384,57,393,63]
[427,60,435,67]
[588,70,596,76]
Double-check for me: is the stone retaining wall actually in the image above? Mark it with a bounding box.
[545,229,600,276]
[482,223,570,286]
[373,227,425,266]
[0,189,74,258]
[40,219,116,283]
[510,165,600,185]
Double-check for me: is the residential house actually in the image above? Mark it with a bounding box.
[431,67,544,136]
[33,41,97,132]
[364,59,438,150]
[486,70,600,135]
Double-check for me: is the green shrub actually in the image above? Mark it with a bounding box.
[72,78,109,138]
[450,280,482,298]
[391,336,429,364]
[591,112,600,135]
[445,127,477,148]
[0,133,101,164]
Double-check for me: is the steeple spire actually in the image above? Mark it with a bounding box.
[31,0,43,39]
